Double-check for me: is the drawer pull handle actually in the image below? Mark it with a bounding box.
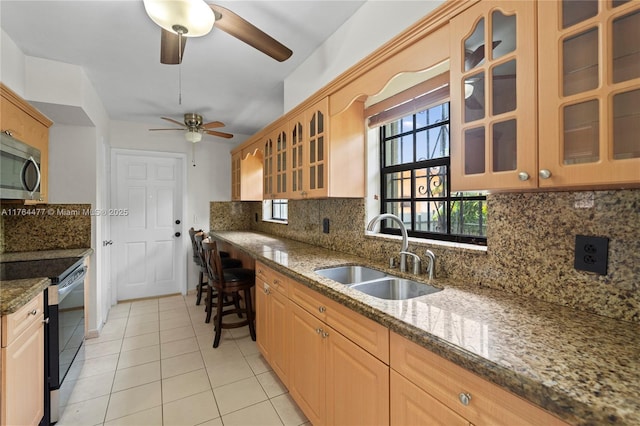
[29,309,38,316]
[318,306,326,313]
[458,392,472,406]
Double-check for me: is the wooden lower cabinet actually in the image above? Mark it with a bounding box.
[256,263,290,385]
[289,302,326,425]
[390,332,568,426]
[325,324,389,426]
[1,293,45,426]
[391,370,469,426]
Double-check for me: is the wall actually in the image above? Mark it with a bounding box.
[284,0,444,111]
[211,190,640,323]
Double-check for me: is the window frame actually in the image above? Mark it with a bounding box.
[379,101,487,246]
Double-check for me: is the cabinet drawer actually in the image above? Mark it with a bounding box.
[324,297,389,365]
[290,280,330,322]
[390,332,568,426]
[1,293,44,348]
[256,262,289,296]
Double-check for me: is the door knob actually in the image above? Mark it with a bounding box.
[175,232,181,237]
[175,219,181,224]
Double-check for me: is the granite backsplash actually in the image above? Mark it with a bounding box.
[211,190,640,323]
[0,204,92,253]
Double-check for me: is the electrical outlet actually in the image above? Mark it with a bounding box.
[574,235,608,275]
[322,218,330,234]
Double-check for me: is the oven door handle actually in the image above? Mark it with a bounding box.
[58,266,87,302]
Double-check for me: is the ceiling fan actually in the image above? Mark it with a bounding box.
[463,40,515,111]
[149,113,233,142]
[143,0,293,64]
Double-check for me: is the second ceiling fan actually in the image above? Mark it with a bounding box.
[144,0,293,64]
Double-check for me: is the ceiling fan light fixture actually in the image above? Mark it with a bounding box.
[143,0,215,37]
[464,82,475,99]
[185,128,203,143]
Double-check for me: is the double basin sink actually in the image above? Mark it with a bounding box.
[315,265,441,300]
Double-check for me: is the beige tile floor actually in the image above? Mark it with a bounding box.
[57,294,309,426]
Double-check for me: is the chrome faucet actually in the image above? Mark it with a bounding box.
[367,213,411,273]
[425,249,436,279]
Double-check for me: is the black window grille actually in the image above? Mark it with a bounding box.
[379,102,487,245]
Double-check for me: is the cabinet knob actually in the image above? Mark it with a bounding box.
[539,169,552,179]
[42,317,50,324]
[318,306,326,313]
[316,328,323,334]
[322,331,329,338]
[518,172,530,181]
[29,309,38,316]
[458,392,472,406]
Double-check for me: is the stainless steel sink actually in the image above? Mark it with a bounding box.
[315,265,441,300]
[315,265,387,284]
[350,278,442,300]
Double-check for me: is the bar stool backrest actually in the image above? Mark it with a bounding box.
[189,227,203,266]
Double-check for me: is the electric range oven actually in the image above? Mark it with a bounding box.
[0,256,87,425]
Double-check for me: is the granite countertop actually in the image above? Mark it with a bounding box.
[212,231,640,426]
[0,248,93,315]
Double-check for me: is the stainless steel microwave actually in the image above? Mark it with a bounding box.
[0,131,41,200]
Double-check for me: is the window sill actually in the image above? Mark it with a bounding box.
[262,219,288,225]
[364,231,487,253]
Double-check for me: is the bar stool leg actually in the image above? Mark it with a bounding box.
[196,271,205,305]
[213,291,225,348]
[244,288,256,341]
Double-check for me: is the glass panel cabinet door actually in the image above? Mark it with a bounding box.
[263,137,274,198]
[275,129,288,197]
[450,0,537,191]
[289,116,304,198]
[538,0,640,187]
[231,152,241,201]
[305,98,329,197]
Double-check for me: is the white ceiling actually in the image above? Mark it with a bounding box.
[0,0,366,141]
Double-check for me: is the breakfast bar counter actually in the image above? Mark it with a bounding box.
[211,230,640,425]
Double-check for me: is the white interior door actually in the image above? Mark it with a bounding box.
[112,150,185,301]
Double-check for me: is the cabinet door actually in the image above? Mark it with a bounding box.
[289,114,305,199]
[263,135,275,199]
[391,370,469,426]
[538,0,640,187]
[274,128,289,198]
[289,302,325,425]
[269,288,290,386]
[305,98,329,198]
[450,0,538,191]
[1,317,44,426]
[255,281,270,360]
[326,324,389,426]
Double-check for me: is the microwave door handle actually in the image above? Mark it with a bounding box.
[21,156,41,197]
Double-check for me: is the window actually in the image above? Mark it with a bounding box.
[379,101,487,245]
[263,199,288,223]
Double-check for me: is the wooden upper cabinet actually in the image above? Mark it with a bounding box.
[263,125,289,199]
[288,96,365,199]
[231,147,263,201]
[537,0,640,188]
[1,83,53,203]
[450,0,537,191]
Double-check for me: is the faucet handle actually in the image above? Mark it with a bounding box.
[399,251,421,275]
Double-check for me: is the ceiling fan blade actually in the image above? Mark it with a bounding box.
[149,128,184,131]
[210,4,292,62]
[160,29,187,64]
[204,129,234,139]
[203,120,225,129]
[161,117,187,127]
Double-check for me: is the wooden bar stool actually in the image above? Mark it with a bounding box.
[202,239,256,348]
[189,228,208,305]
[194,232,242,323]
